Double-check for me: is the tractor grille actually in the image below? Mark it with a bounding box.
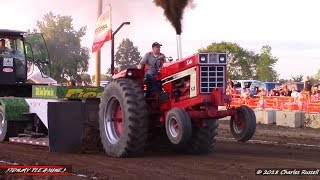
[200,66,225,93]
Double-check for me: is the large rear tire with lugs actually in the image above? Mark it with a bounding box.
[187,119,218,154]
[99,78,148,157]
[230,105,256,142]
[0,106,8,141]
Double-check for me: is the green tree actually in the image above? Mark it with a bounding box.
[314,69,320,81]
[25,32,51,76]
[92,68,112,84]
[81,73,92,83]
[291,75,303,82]
[33,12,90,83]
[198,41,258,80]
[256,45,278,81]
[278,79,287,84]
[310,76,317,84]
[115,38,141,71]
[92,74,111,84]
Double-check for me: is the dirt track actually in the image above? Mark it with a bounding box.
[0,120,320,180]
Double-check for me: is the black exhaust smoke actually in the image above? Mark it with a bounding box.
[153,0,195,35]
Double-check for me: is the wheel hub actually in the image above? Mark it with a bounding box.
[0,111,4,135]
[168,117,179,138]
[233,112,245,133]
[104,97,123,144]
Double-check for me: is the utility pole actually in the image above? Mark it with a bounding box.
[95,0,102,86]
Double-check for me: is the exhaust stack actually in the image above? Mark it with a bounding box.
[176,34,183,60]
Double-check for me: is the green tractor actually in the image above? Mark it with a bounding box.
[0,29,103,151]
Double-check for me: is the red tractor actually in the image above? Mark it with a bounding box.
[98,52,256,157]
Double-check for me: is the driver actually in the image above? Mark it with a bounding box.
[139,42,166,96]
[0,39,10,53]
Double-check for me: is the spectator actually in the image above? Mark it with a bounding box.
[311,85,318,95]
[317,79,320,94]
[241,88,250,98]
[257,88,267,97]
[226,85,233,95]
[81,80,88,86]
[67,79,77,86]
[291,87,299,98]
[304,76,312,95]
[232,88,239,94]
[253,86,259,96]
[310,86,319,102]
[257,88,267,107]
[280,86,289,96]
[272,85,281,96]
[227,79,234,88]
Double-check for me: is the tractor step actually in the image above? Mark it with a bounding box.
[18,132,46,138]
[9,137,49,146]
[22,112,35,115]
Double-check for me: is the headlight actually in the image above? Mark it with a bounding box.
[127,70,133,76]
[199,54,208,63]
[218,54,227,63]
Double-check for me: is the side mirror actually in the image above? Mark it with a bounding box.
[167,56,173,62]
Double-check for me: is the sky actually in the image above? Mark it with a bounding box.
[2,0,320,80]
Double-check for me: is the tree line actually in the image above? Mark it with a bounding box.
[31,12,309,84]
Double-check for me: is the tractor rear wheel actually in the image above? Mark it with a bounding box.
[0,105,14,141]
[0,106,7,141]
[230,105,256,142]
[99,78,148,157]
[187,119,218,154]
[165,108,192,147]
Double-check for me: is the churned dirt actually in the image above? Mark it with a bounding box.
[0,120,320,180]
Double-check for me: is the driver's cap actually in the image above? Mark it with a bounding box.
[152,42,162,48]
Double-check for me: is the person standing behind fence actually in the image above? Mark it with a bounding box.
[317,79,320,94]
[227,79,234,88]
[304,76,313,95]
[257,88,267,97]
[280,86,289,96]
[291,87,299,102]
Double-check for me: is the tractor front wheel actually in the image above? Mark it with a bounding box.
[99,78,148,157]
[165,108,192,147]
[230,105,256,142]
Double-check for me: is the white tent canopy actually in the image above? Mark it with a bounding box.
[28,71,57,85]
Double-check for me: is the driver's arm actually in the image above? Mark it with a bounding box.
[158,53,166,63]
[139,53,148,70]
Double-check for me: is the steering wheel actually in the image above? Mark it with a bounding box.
[155,59,164,70]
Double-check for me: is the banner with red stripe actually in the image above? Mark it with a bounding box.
[92,4,112,53]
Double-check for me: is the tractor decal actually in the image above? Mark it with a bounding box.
[33,86,57,98]
[190,73,197,98]
[32,85,104,99]
[162,67,196,85]
[64,88,102,98]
